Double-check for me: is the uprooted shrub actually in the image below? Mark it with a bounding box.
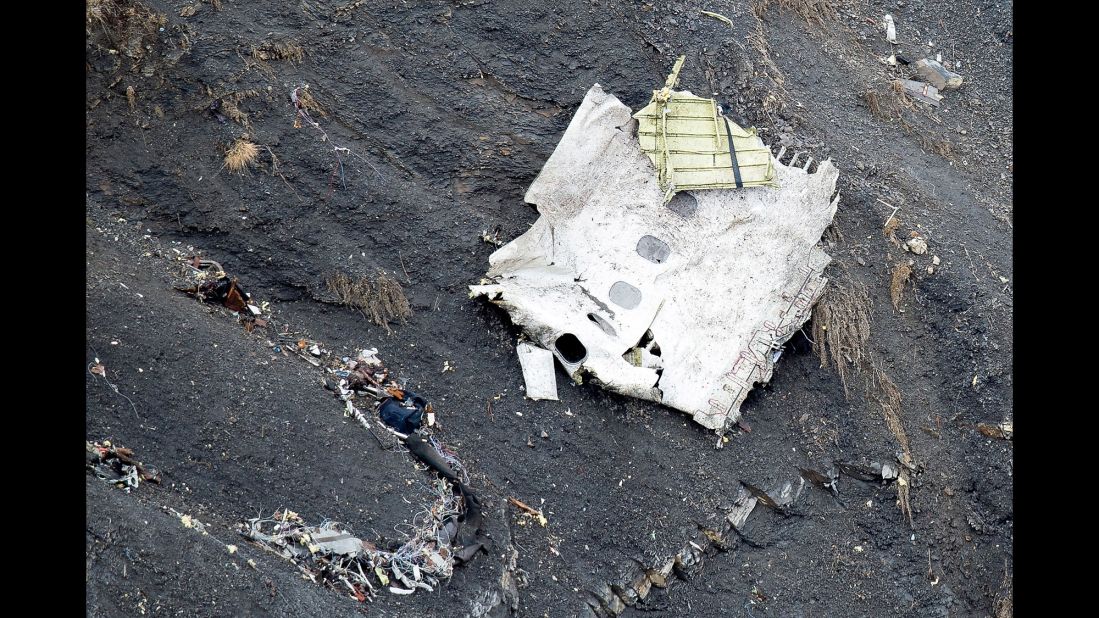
[86,0,167,64]
[813,263,917,525]
[813,265,917,525]
[811,268,871,397]
[327,271,412,331]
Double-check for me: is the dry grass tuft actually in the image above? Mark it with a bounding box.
[883,215,902,241]
[216,90,262,127]
[294,87,327,118]
[993,569,1013,618]
[252,39,305,63]
[336,0,366,18]
[327,271,412,332]
[219,98,247,125]
[743,0,791,119]
[815,263,919,525]
[863,84,914,122]
[863,88,885,118]
[890,262,913,311]
[869,365,909,455]
[814,264,918,525]
[224,138,259,174]
[865,84,956,161]
[898,115,955,157]
[86,0,167,60]
[812,270,871,398]
[866,361,913,524]
[927,138,953,158]
[86,0,117,34]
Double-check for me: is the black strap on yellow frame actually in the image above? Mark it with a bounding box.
[722,116,744,189]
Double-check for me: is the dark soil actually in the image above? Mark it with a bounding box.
[86,1,1012,616]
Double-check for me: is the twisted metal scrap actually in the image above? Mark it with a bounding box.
[242,478,464,601]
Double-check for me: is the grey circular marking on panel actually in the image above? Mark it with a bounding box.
[609,281,642,309]
[636,235,671,264]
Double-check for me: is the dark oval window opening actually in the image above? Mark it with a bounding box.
[667,192,698,218]
[554,333,588,364]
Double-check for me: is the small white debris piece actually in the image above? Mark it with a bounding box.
[881,463,899,480]
[227,545,238,555]
[442,360,455,373]
[308,344,322,356]
[932,255,941,266]
[884,14,897,43]
[914,58,964,91]
[247,304,262,316]
[357,348,381,365]
[389,587,415,595]
[310,527,364,556]
[898,79,944,106]
[425,552,446,571]
[516,342,559,401]
[906,237,928,255]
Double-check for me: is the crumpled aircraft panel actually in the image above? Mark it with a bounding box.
[471,84,839,432]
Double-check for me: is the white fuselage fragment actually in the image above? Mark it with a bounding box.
[470,84,839,432]
[516,342,560,401]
